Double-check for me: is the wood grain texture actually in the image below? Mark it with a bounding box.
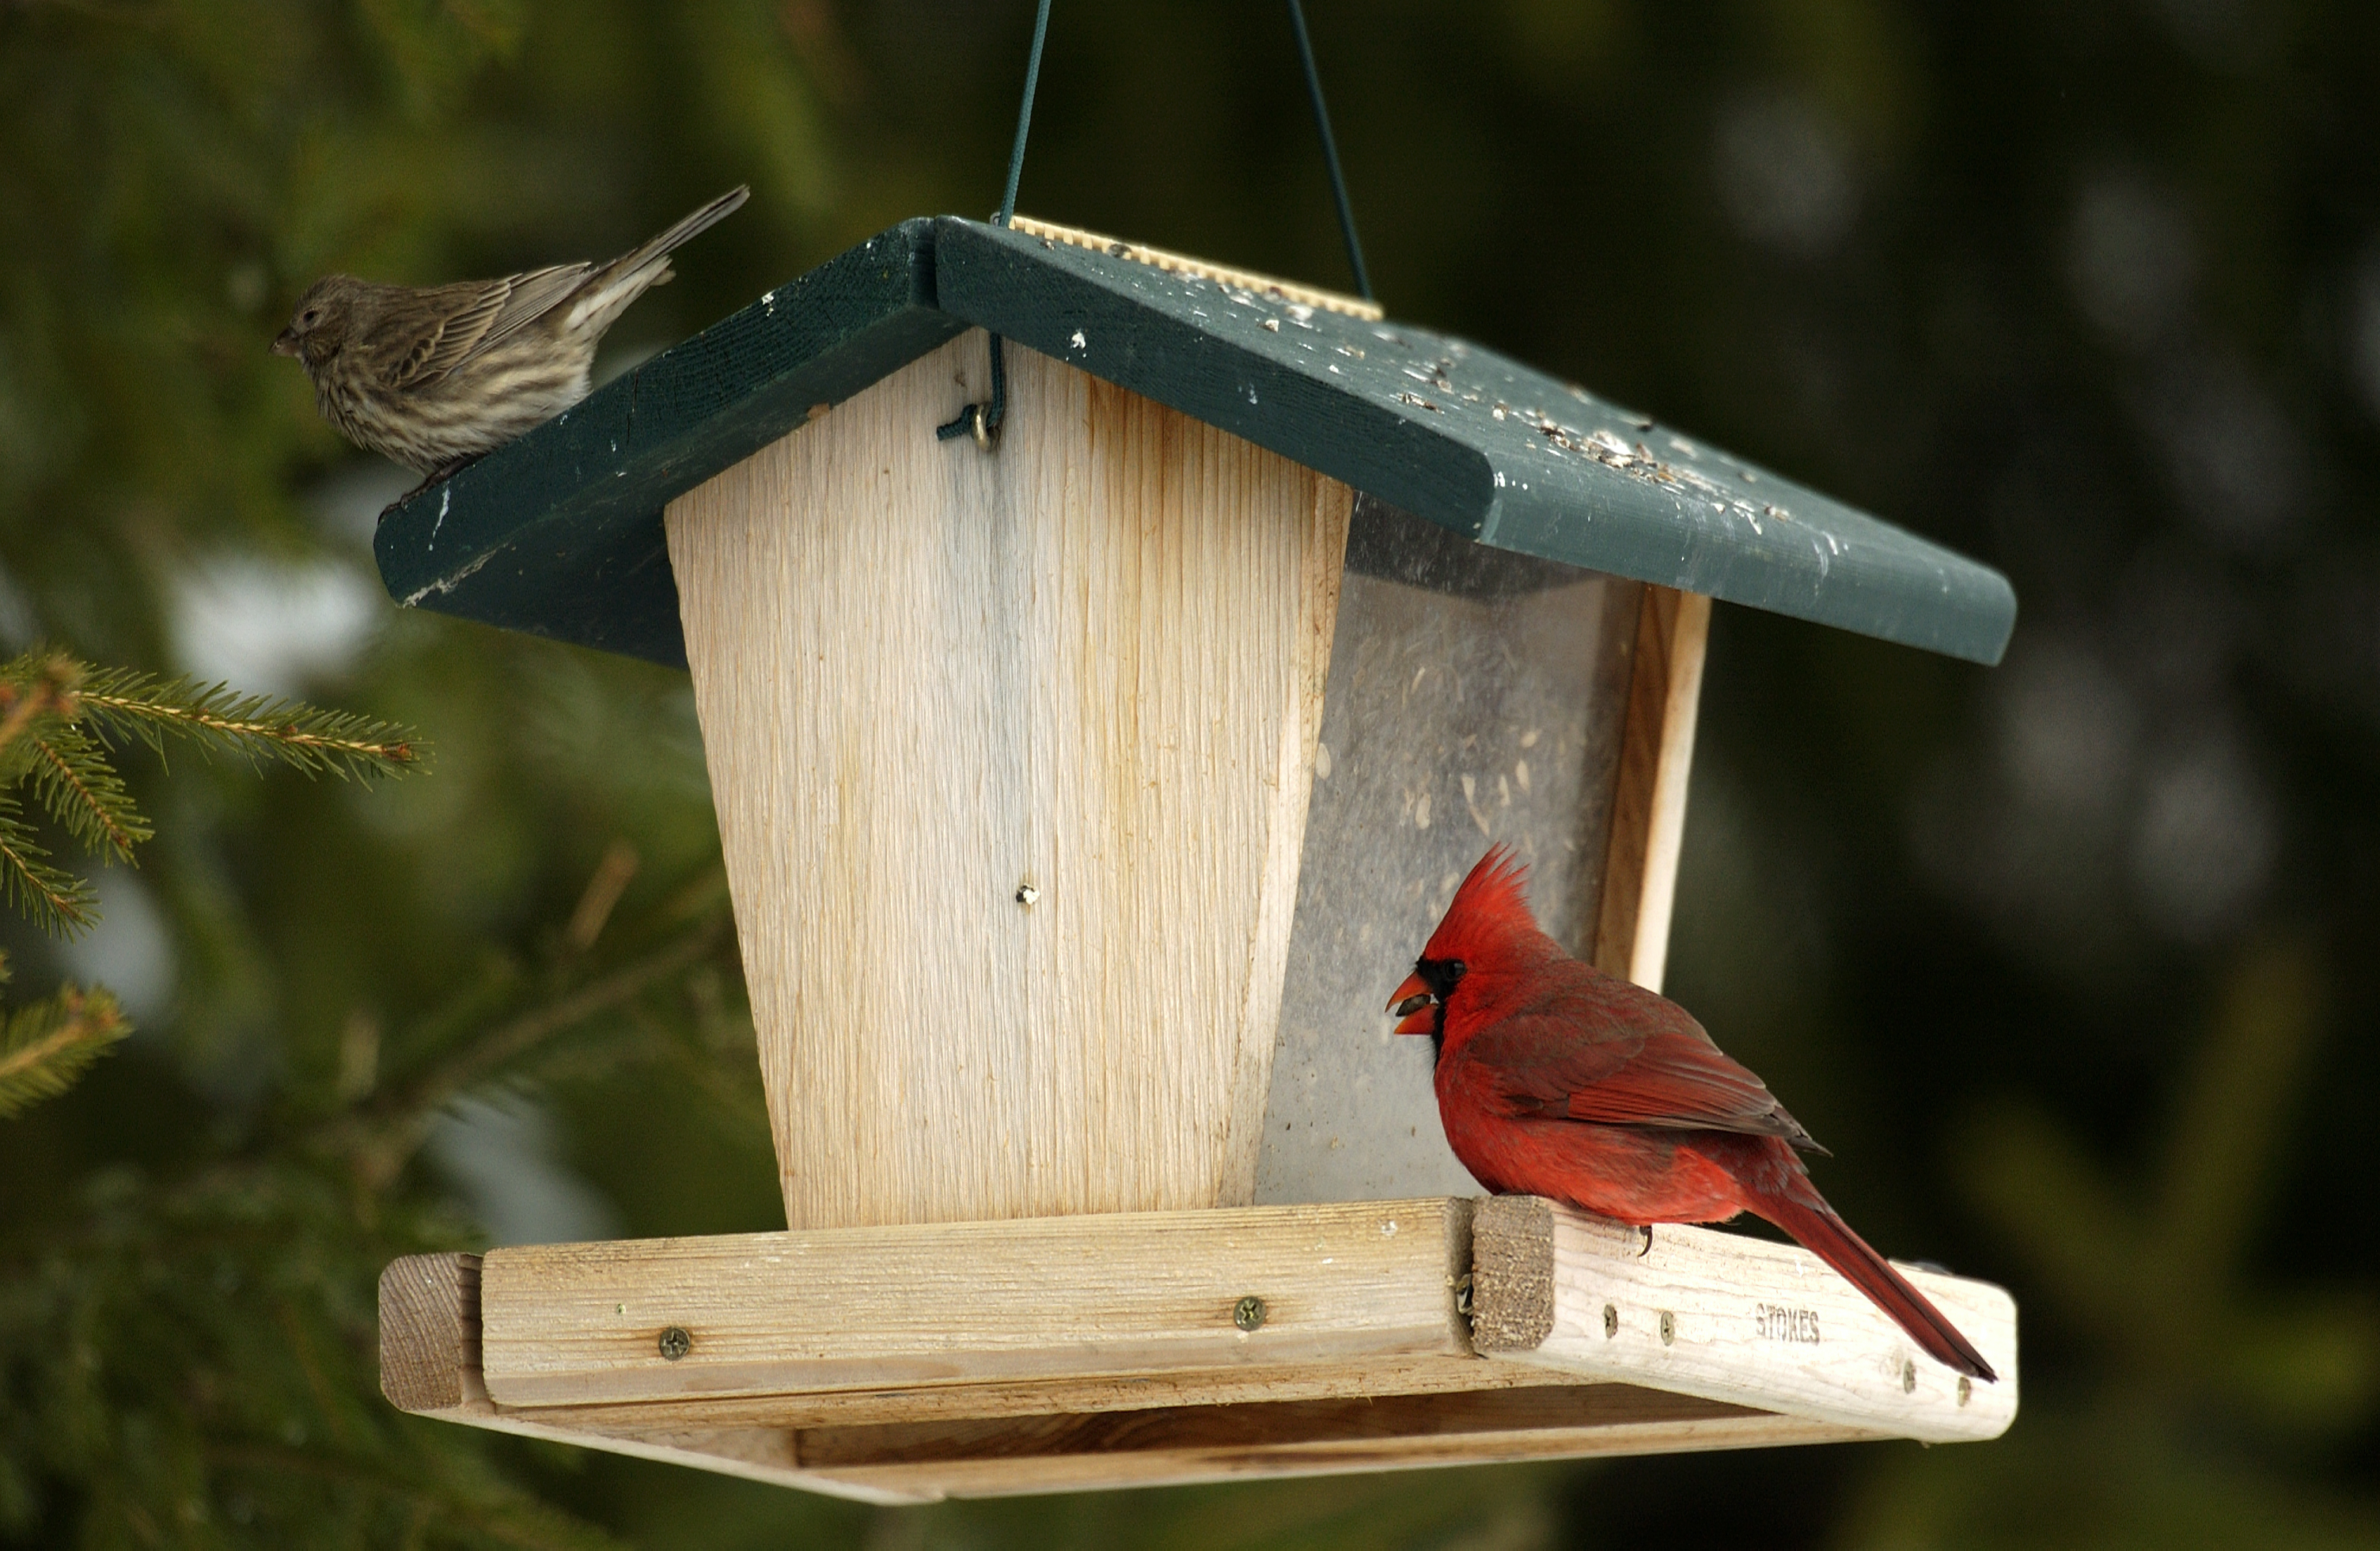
[1591,586,1711,992]
[1468,1196,1556,1352]
[453,1383,1872,1505]
[478,1200,1469,1407]
[666,330,1352,1230]
[786,1384,1878,1500]
[476,1352,1582,1433]
[377,1250,928,1503]
[379,1253,484,1415]
[1469,1197,2017,1443]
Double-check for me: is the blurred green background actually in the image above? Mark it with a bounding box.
[5,0,2378,1545]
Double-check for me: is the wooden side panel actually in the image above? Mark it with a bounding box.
[781,1384,1877,1500]
[1469,1198,2018,1443]
[665,330,1353,1229]
[1591,586,1711,993]
[477,1200,1471,1407]
[468,1386,1873,1506]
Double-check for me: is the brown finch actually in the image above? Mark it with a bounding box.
[273,186,748,479]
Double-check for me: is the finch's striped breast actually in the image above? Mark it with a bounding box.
[324,332,595,472]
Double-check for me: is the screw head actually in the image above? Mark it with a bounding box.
[1014,882,1040,907]
[1602,1303,1618,1338]
[1901,1358,1917,1394]
[1957,1376,1973,1407]
[1658,1310,1675,1345]
[658,1326,692,1361]
[1233,1295,1268,1332]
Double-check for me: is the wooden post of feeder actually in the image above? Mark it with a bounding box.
[1594,585,1711,994]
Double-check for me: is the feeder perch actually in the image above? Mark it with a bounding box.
[373,215,2020,1501]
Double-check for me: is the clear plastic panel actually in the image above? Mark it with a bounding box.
[1253,495,1640,1204]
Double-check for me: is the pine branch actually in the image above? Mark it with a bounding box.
[0,798,97,937]
[28,724,150,863]
[0,984,129,1118]
[319,916,732,1188]
[0,653,77,777]
[0,649,423,1122]
[71,668,424,779]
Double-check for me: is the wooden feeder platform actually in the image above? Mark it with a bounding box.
[382,1197,2014,1503]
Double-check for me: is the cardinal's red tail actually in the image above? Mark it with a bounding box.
[1749,1183,1998,1382]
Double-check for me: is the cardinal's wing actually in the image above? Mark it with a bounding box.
[393,264,595,387]
[1459,969,1824,1151]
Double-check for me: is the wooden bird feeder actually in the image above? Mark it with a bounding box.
[372,216,2021,1502]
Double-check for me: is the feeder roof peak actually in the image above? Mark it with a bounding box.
[373,214,2016,668]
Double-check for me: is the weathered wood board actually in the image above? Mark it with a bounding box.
[1470,1197,2016,1443]
[666,330,1352,1231]
[381,1198,2012,1500]
[475,1200,1472,1407]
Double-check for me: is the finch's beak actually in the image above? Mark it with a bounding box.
[271,328,300,358]
[1387,970,1438,1035]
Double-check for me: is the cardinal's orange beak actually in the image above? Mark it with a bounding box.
[1387,970,1438,1035]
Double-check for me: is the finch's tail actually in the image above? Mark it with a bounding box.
[1750,1180,1997,1382]
[566,185,752,339]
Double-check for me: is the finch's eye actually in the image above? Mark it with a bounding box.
[301,309,319,327]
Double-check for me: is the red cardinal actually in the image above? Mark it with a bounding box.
[1388,844,1995,1381]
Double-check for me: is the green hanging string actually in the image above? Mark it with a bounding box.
[940,0,1374,449]
[999,0,1052,227]
[1287,0,1371,301]
[939,0,1053,448]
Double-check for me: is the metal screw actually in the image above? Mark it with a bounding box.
[1658,1310,1675,1345]
[1014,882,1040,907]
[1602,1303,1618,1339]
[658,1326,692,1361]
[1957,1376,1973,1407]
[1901,1358,1917,1394]
[1453,1274,1472,1318]
[1233,1295,1268,1332]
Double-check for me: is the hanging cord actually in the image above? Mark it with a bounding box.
[1286,0,1371,301]
[939,0,1373,446]
[940,0,1055,449]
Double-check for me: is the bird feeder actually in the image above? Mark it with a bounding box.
[372,216,2020,1503]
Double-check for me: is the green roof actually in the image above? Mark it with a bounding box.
[373,216,2016,668]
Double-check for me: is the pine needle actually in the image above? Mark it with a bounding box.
[0,796,97,937]
[0,648,423,1117]
[28,723,150,863]
[0,984,129,1118]
[70,666,425,779]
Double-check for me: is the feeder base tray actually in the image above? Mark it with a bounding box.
[379,1197,2014,1503]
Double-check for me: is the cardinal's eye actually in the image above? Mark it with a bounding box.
[1447,960,1466,981]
